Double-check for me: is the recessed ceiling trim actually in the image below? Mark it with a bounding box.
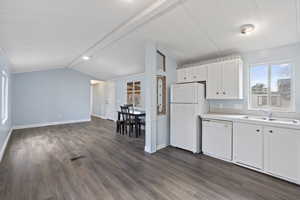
[68,0,185,69]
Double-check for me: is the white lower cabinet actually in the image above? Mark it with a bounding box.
[233,122,300,184]
[264,127,300,182]
[202,119,232,161]
[234,123,264,169]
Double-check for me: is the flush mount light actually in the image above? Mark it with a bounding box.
[82,56,91,61]
[240,24,255,35]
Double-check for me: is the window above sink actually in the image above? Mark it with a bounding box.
[248,61,295,112]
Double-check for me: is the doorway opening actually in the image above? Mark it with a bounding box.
[90,80,116,121]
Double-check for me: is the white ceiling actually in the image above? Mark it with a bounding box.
[1,0,300,79]
[0,0,154,73]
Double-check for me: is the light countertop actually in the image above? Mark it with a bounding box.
[201,113,300,130]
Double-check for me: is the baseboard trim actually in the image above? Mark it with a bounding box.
[0,128,13,162]
[144,145,153,153]
[91,114,106,119]
[12,118,91,130]
[156,144,168,151]
[92,114,117,122]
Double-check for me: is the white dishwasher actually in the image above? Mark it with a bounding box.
[202,119,233,161]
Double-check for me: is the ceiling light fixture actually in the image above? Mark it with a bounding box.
[82,56,91,61]
[240,24,255,35]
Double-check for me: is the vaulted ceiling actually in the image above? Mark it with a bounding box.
[1,0,300,79]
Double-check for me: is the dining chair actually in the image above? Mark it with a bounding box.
[124,104,134,112]
[120,106,135,136]
[117,106,128,134]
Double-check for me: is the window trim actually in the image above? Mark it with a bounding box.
[248,60,295,112]
[1,70,8,124]
[126,80,142,108]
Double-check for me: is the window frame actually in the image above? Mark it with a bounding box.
[248,60,295,112]
[126,81,142,108]
[1,70,8,124]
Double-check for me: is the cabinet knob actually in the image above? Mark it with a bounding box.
[269,130,273,133]
[184,77,186,80]
[256,129,260,133]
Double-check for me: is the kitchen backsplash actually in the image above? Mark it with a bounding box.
[209,101,300,120]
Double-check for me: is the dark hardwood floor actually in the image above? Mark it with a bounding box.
[0,117,299,200]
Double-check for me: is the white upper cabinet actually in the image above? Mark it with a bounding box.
[177,65,207,83]
[264,127,300,182]
[177,68,192,83]
[191,65,207,82]
[207,62,222,99]
[177,57,243,99]
[207,58,243,99]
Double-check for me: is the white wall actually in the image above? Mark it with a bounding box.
[91,73,147,122]
[156,46,177,149]
[0,52,12,160]
[145,43,157,153]
[92,74,145,121]
[112,73,145,110]
[207,43,300,119]
[144,43,177,153]
[12,68,92,128]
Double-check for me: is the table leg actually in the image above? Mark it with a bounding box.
[135,116,139,138]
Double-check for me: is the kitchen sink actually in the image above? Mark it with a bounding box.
[242,116,300,124]
[267,118,299,124]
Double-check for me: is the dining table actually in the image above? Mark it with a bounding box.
[117,109,146,137]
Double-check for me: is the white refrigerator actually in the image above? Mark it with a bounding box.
[170,83,208,153]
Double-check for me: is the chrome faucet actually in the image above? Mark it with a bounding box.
[261,109,273,119]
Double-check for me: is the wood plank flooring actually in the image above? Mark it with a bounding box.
[0,117,299,200]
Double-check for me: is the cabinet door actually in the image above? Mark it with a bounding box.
[222,60,239,98]
[185,68,193,82]
[177,68,192,83]
[170,104,199,153]
[202,120,232,161]
[265,127,300,182]
[192,65,207,82]
[177,69,186,83]
[234,123,264,169]
[207,62,222,99]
